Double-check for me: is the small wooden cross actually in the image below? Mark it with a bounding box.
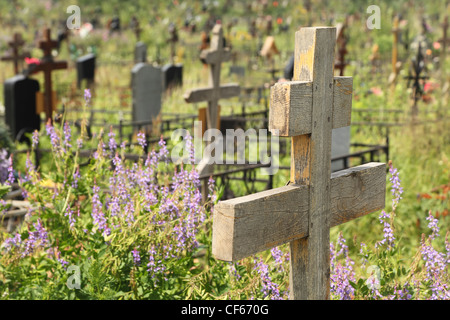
[212,27,386,300]
[389,15,401,87]
[30,28,68,121]
[184,24,240,134]
[334,22,348,76]
[439,15,449,59]
[1,33,30,74]
[168,23,179,64]
[404,42,429,116]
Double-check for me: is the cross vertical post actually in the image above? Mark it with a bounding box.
[289,27,335,300]
[389,15,401,90]
[29,28,68,122]
[439,15,449,78]
[212,27,386,300]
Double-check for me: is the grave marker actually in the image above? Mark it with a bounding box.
[212,27,386,300]
[1,33,30,74]
[438,15,449,66]
[260,36,280,81]
[28,28,68,121]
[334,22,348,77]
[134,42,147,63]
[76,53,96,89]
[162,24,183,92]
[131,63,162,125]
[4,75,41,142]
[404,42,429,117]
[389,15,402,88]
[184,24,240,194]
[184,24,240,135]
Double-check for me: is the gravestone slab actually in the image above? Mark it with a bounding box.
[4,75,40,142]
[331,126,350,172]
[162,63,183,91]
[229,66,245,77]
[134,42,147,63]
[76,53,96,89]
[131,63,162,123]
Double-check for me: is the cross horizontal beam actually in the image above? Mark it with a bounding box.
[200,48,232,65]
[212,162,386,261]
[269,77,352,136]
[184,83,240,103]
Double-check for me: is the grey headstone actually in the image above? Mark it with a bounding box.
[229,66,245,77]
[131,63,162,123]
[134,41,147,63]
[331,126,351,172]
[162,63,183,91]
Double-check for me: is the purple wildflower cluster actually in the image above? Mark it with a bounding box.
[389,161,403,211]
[375,210,396,250]
[418,212,450,299]
[253,256,282,300]
[0,149,9,184]
[330,233,356,300]
[2,219,49,258]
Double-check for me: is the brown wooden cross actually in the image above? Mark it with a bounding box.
[389,15,402,88]
[1,33,30,74]
[212,27,386,300]
[334,22,348,76]
[30,28,68,121]
[439,15,449,61]
[168,23,179,64]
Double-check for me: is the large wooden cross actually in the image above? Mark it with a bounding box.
[212,27,386,300]
[1,33,30,74]
[30,28,68,121]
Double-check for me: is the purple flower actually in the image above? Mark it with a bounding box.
[426,211,440,241]
[388,162,403,210]
[76,138,83,149]
[65,205,76,229]
[84,89,91,105]
[91,183,110,237]
[375,210,395,250]
[63,121,72,149]
[2,233,22,252]
[137,131,147,149]
[45,121,61,153]
[32,130,39,149]
[72,166,80,189]
[56,248,69,269]
[0,149,9,184]
[330,233,355,300]
[108,128,117,155]
[253,256,283,300]
[132,248,141,266]
[229,262,241,281]
[6,154,14,186]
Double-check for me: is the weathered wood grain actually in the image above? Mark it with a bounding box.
[291,26,335,300]
[268,77,352,137]
[212,162,386,262]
